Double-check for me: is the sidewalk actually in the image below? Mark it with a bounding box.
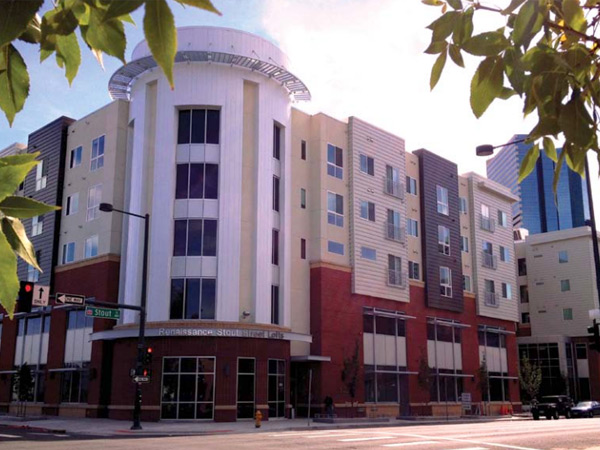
[0,414,528,437]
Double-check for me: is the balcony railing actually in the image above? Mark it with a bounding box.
[385,223,405,243]
[383,177,405,200]
[484,291,499,307]
[481,252,498,269]
[480,215,496,232]
[388,269,405,287]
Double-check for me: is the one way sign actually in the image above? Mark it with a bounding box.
[56,293,85,305]
[32,284,49,307]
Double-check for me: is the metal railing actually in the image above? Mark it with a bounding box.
[385,223,405,243]
[480,215,496,232]
[484,291,499,307]
[383,177,405,200]
[481,252,498,269]
[388,269,405,287]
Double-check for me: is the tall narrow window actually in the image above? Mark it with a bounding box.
[70,146,82,169]
[436,185,448,215]
[300,238,306,260]
[273,176,280,212]
[300,188,306,209]
[408,261,420,280]
[481,204,495,231]
[31,215,43,237]
[237,358,256,418]
[386,209,403,241]
[90,135,105,171]
[385,165,402,198]
[360,154,374,176]
[518,258,527,276]
[459,197,468,214]
[271,285,279,325]
[273,124,282,160]
[268,359,285,417]
[388,254,403,286]
[406,218,419,237]
[66,193,79,216]
[327,192,344,227]
[27,250,41,282]
[35,160,47,191]
[327,144,343,179]
[460,236,469,253]
[62,242,75,264]
[272,229,279,265]
[301,140,306,160]
[502,282,512,299]
[498,210,508,227]
[86,184,102,221]
[561,279,571,292]
[484,279,497,306]
[558,250,569,263]
[406,176,417,195]
[360,200,375,221]
[440,266,452,297]
[438,225,450,255]
[84,235,98,259]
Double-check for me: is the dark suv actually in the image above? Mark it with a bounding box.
[531,395,574,420]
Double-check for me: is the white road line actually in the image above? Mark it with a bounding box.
[269,431,362,437]
[0,433,21,439]
[305,433,365,438]
[339,436,396,442]
[392,433,541,450]
[383,441,441,447]
[441,448,488,450]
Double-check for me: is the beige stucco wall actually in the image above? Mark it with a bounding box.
[405,152,422,281]
[458,176,473,292]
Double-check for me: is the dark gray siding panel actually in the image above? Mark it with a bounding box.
[414,149,464,312]
[17,116,74,289]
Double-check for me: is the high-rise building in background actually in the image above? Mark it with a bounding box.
[486,135,589,235]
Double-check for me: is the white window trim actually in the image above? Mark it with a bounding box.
[327,191,344,227]
[359,200,375,222]
[438,225,450,255]
[90,135,105,172]
[440,266,452,297]
[436,185,449,215]
[327,143,343,179]
[66,193,79,216]
[87,184,102,222]
[62,242,76,264]
[84,235,99,259]
[31,215,43,237]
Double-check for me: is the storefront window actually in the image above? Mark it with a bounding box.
[427,319,465,403]
[61,310,93,403]
[237,358,255,419]
[268,359,285,418]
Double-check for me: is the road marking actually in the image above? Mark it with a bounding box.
[441,448,488,450]
[0,434,21,439]
[305,432,365,438]
[383,441,441,447]
[269,431,360,437]
[392,433,541,450]
[340,436,396,442]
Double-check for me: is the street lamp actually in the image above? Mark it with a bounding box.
[99,202,149,430]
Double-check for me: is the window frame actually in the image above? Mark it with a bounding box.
[406,218,419,237]
[406,176,418,195]
[561,279,571,292]
[359,154,375,176]
[31,215,43,237]
[70,146,82,169]
[436,185,449,215]
[327,143,343,179]
[327,191,344,227]
[440,266,452,297]
[84,235,99,259]
[66,193,79,216]
[90,135,105,172]
[86,184,102,222]
[359,200,376,222]
[438,225,450,255]
[62,242,76,264]
[558,250,569,264]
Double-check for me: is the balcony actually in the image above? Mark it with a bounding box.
[480,215,495,232]
[388,269,405,287]
[484,291,499,307]
[385,223,405,243]
[481,252,498,269]
[383,177,405,200]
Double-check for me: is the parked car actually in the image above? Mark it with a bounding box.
[531,395,574,420]
[571,401,600,418]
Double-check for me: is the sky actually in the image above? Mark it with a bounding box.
[1,0,598,217]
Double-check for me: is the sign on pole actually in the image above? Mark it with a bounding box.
[461,392,472,411]
[56,293,85,305]
[133,376,150,383]
[32,284,49,307]
[85,306,121,320]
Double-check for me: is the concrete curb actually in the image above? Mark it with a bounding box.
[0,423,66,434]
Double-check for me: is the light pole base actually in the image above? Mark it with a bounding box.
[131,423,143,430]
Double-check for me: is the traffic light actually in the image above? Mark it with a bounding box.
[141,368,152,378]
[142,347,153,366]
[18,281,34,313]
[588,320,600,352]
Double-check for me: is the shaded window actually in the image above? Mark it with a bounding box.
[91,135,105,171]
[175,163,218,199]
[301,140,306,160]
[273,124,281,160]
[408,261,420,280]
[406,176,418,195]
[518,258,527,276]
[272,229,279,265]
[70,146,82,169]
[273,177,280,212]
[328,240,344,255]
[173,219,217,257]
[436,185,448,215]
[361,246,377,261]
[561,279,571,292]
[271,286,279,325]
[360,154,374,176]
[360,200,375,221]
[177,110,191,144]
[327,144,343,179]
[300,238,306,260]
[327,192,344,227]
[558,250,568,263]
[206,110,220,144]
[300,188,306,209]
[178,109,220,144]
[170,278,216,320]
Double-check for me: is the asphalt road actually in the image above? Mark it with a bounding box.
[2,418,600,449]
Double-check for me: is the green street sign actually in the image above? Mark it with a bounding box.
[85,306,121,321]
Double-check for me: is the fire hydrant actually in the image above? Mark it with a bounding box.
[255,409,263,428]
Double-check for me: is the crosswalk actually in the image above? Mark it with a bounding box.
[0,433,22,439]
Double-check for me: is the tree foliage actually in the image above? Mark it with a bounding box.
[423,0,600,190]
[519,356,542,401]
[341,340,360,415]
[0,0,221,126]
[477,358,490,402]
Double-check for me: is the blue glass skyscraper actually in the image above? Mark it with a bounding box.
[486,134,589,234]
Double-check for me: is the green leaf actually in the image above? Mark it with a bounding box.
[498,87,517,99]
[425,40,447,54]
[447,0,462,9]
[518,143,540,183]
[0,0,43,48]
[1,217,40,272]
[80,8,126,63]
[502,0,526,15]
[543,137,557,162]
[144,0,177,89]
[462,31,510,56]
[564,142,587,176]
[102,0,144,22]
[430,49,447,90]
[0,45,29,126]
[452,7,473,45]
[553,148,567,200]
[55,33,81,85]
[563,0,587,33]
[0,160,38,204]
[422,0,444,5]
[448,44,464,67]
[0,152,38,166]
[0,229,19,318]
[176,0,222,15]
[512,0,544,49]
[558,94,594,149]
[0,196,59,218]
[470,56,504,118]
[503,46,525,95]
[18,13,42,44]
[427,11,461,42]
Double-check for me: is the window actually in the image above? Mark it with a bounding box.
[498,210,508,227]
[173,219,218,257]
[272,229,279,265]
[500,245,510,262]
[177,109,220,144]
[31,215,43,237]
[360,154,374,176]
[521,312,530,324]
[576,344,588,360]
[273,123,282,160]
[408,261,420,280]
[301,140,306,160]
[66,193,79,216]
[161,356,215,419]
[438,226,450,255]
[35,160,47,191]
[386,209,403,241]
[563,308,573,321]
[463,275,472,292]
[90,135,105,171]
[300,238,306,260]
[482,240,496,269]
[426,321,463,403]
[385,165,402,198]
[271,285,279,325]
[237,358,255,419]
[169,278,216,320]
[360,200,375,221]
[388,254,404,286]
[27,250,41,282]
[518,258,527,276]
[406,218,419,237]
[328,240,344,255]
[460,236,469,253]
[481,204,495,231]
[502,282,512,300]
[406,176,417,195]
[86,184,102,221]
[459,197,468,214]
[13,315,50,403]
[272,176,280,212]
[559,250,569,263]
[300,188,306,209]
[327,144,343,179]
[484,279,497,306]
[561,279,571,292]
[175,163,219,199]
[436,185,449,215]
[61,310,92,404]
[361,246,377,261]
[520,285,529,303]
[70,146,82,169]
[62,242,75,264]
[84,235,98,259]
[478,327,510,402]
[440,266,452,297]
[268,360,286,418]
[327,192,344,227]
